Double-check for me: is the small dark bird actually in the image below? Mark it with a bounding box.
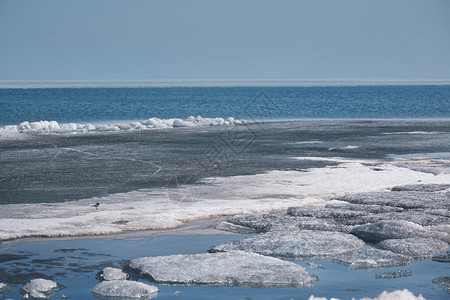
[93,202,100,209]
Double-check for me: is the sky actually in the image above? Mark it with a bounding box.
[1,0,449,80]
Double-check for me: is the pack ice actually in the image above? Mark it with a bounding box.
[129,251,317,288]
[210,230,364,259]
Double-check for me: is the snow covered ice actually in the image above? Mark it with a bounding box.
[92,280,158,299]
[331,249,414,270]
[129,251,317,288]
[210,230,364,259]
[308,289,425,300]
[101,267,128,281]
[376,238,448,259]
[23,278,59,299]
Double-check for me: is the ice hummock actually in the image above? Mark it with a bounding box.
[377,238,448,259]
[0,282,10,299]
[23,278,59,299]
[129,251,318,288]
[92,280,158,299]
[0,116,245,136]
[210,230,364,259]
[101,267,128,281]
[331,249,413,270]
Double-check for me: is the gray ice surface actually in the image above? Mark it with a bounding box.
[391,184,450,192]
[211,230,364,259]
[338,191,450,209]
[350,220,426,243]
[331,249,414,270]
[375,270,413,279]
[129,251,317,288]
[432,276,450,294]
[376,238,449,259]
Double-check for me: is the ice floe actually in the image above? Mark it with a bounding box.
[210,230,364,259]
[432,252,450,263]
[376,238,448,259]
[391,183,450,192]
[375,270,413,279]
[338,191,450,209]
[130,251,317,287]
[360,211,449,226]
[101,267,128,281]
[432,276,450,294]
[350,220,426,243]
[92,280,158,299]
[23,278,59,299]
[287,206,369,225]
[331,249,414,270]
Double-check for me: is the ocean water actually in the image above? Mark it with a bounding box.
[1,85,450,127]
[0,84,449,299]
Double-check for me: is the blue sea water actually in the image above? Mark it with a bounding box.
[1,85,450,126]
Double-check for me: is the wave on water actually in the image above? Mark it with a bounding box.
[0,116,245,138]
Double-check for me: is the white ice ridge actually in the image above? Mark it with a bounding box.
[1,159,450,240]
[92,280,158,299]
[309,289,426,300]
[0,115,245,136]
[129,251,317,287]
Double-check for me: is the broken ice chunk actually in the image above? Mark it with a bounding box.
[360,211,449,226]
[101,267,128,281]
[129,251,318,288]
[338,191,450,209]
[432,252,450,263]
[23,278,59,299]
[92,280,158,299]
[350,220,425,243]
[432,276,450,294]
[211,230,364,260]
[391,184,450,192]
[375,270,413,279]
[377,238,448,259]
[287,206,368,225]
[332,249,413,270]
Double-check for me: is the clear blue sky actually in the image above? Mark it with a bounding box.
[1,0,449,80]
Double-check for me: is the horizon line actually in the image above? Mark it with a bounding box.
[1,78,450,89]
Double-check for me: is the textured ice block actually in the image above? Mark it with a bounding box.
[92,280,158,299]
[101,267,128,281]
[377,238,448,259]
[211,230,364,259]
[130,251,318,288]
[332,249,414,270]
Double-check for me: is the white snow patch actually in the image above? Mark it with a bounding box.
[308,289,425,300]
